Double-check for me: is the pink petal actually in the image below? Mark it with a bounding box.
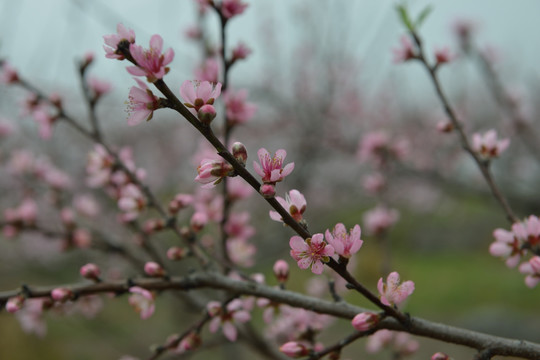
[275,149,287,160]
[252,161,264,178]
[297,257,312,270]
[209,317,221,334]
[222,321,237,341]
[281,162,295,177]
[149,34,163,52]
[289,236,308,251]
[127,109,151,126]
[197,81,213,101]
[311,260,324,274]
[269,210,282,221]
[127,66,147,76]
[180,80,196,103]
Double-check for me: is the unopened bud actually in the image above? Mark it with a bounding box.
[80,263,101,281]
[197,104,217,124]
[231,142,248,166]
[273,260,289,283]
[279,341,310,358]
[351,312,379,332]
[144,261,165,277]
[177,331,202,353]
[143,218,165,233]
[167,246,187,260]
[190,212,208,232]
[260,184,276,198]
[431,352,450,360]
[5,295,25,313]
[51,287,73,303]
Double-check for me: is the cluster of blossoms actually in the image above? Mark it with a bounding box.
[289,223,364,274]
[86,145,147,222]
[490,215,540,287]
[207,299,251,341]
[366,329,419,356]
[254,148,295,198]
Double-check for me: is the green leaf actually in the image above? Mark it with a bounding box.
[396,5,414,31]
[415,5,433,28]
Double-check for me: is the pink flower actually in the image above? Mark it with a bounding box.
[184,25,202,40]
[367,330,418,355]
[232,42,252,60]
[0,61,19,84]
[221,0,249,19]
[118,184,146,221]
[195,158,234,188]
[351,312,379,332]
[190,211,208,232]
[434,47,454,64]
[392,35,416,63]
[472,129,510,159]
[194,58,220,83]
[227,238,257,267]
[73,195,100,217]
[289,234,334,275]
[176,332,201,353]
[103,23,136,60]
[32,109,56,139]
[518,256,540,288]
[363,205,400,236]
[224,89,257,126]
[269,189,306,223]
[325,223,363,259]
[377,271,415,306]
[127,78,161,125]
[225,212,255,240]
[253,148,294,184]
[207,299,251,341]
[227,177,254,200]
[490,226,526,268]
[357,131,409,166]
[362,173,386,195]
[127,34,174,82]
[180,80,222,112]
[15,298,49,337]
[128,287,155,319]
[279,341,310,358]
[87,76,112,98]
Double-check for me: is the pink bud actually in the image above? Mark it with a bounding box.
[143,218,165,234]
[197,104,217,124]
[144,261,165,277]
[61,208,75,226]
[260,184,275,198]
[273,260,289,283]
[351,312,379,331]
[51,287,73,302]
[231,142,248,166]
[279,341,310,358]
[80,263,101,281]
[190,211,208,232]
[431,352,450,360]
[167,246,187,261]
[177,331,201,353]
[5,296,24,313]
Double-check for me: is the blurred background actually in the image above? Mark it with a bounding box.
[0,0,539,359]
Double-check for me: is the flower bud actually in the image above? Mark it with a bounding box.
[260,184,275,198]
[273,260,289,283]
[231,142,248,166]
[279,341,310,358]
[351,312,379,331]
[80,263,101,281]
[167,246,187,261]
[177,331,201,353]
[5,295,24,313]
[197,104,217,124]
[51,287,73,303]
[431,352,450,360]
[190,211,208,232]
[144,261,165,277]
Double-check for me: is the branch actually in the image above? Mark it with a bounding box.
[1,272,539,359]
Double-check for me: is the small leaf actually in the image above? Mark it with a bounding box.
[415,5,433,28]
[396,5,414,31]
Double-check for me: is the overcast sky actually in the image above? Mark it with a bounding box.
[1,0,539,100]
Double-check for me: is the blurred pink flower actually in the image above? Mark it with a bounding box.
[227,238,256,267]
[472,129,510,159]
[434,47,455,64]
[128,287,155,319]
[118,183,146,221]
[289,234,334,275]
[490,225,526,268]
[363,205,400,235]
[221,0,249,19]
[0,61,19,84]
[87,76,112,98]
[325,223,363,259]
[207,299,251,342]
[279,341,310,358]
[232,42,252,60]
[225,212,255,240]
[392,35,416,63]
[194,58,220,83]
[519,256,540,288]
[377,271,415,306]
[224,89,257,125]
[103,23,136,60]
[127,34,174,82]
[269,189,306,223]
